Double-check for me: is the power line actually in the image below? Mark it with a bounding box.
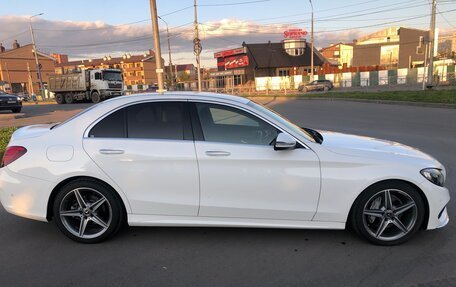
[0,30,29,43]
[199,0,271,7]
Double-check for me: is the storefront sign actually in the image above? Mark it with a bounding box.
[214,47,246,58]
[284,29,307,39]
[224,55,249,69]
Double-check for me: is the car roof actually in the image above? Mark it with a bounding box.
[103,91,251,105]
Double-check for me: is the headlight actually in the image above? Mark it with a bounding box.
[420,168,445,186]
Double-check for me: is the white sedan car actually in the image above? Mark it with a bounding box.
[0,93,450,245]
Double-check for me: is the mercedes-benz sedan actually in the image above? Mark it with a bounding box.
[0,92,450,245]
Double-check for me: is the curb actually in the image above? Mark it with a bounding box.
[247,96,456,109]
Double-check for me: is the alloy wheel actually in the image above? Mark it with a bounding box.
[59,187,112,239]
[362,189,418,241]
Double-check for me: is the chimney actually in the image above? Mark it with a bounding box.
[0,43,5,53]
[12,40,20,49]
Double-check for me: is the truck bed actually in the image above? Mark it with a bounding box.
[48,73,87,92]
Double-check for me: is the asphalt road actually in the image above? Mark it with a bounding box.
[0,99,455,287]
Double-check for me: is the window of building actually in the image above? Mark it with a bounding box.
[234,75,242,86]
[278,69,290,77]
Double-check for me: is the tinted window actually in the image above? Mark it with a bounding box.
[127,102,184,140]
[89,108,126,138]
[89,102,185,140]
[195,103,278,145]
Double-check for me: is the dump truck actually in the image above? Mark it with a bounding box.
[48,69,123,104]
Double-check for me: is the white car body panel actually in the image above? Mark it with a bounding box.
[194,141,320,220]
[0,92,450,233]
[83,138,199,216]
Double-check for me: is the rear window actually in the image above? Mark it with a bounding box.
[88,102,185,140]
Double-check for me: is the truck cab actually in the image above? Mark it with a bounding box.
[89,69,123,101]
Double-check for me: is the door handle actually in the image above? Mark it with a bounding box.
[205,150,231,157]
[99,149,125,155]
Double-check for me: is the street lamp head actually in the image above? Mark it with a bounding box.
[30,13,44,19]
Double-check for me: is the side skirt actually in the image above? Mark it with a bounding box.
[128,214,346,229]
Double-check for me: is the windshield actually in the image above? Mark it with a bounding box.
[102,71,122,81]
[247,100,315,143]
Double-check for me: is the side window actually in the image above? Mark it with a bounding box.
[89,102,186,140]
[195,103,278,145]
[127,102,184,140]
[95,72,101,80]
[89,108,126,138]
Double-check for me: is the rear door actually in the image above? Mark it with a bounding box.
[83,101,200,216]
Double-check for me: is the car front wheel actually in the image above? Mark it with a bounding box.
[352,182,425,245]
[53,179,124,243]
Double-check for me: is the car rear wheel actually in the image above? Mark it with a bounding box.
[352,182,424,245]
[12,108,21,113]
[53,179,124,243]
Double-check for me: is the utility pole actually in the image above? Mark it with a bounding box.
[427,0,437,88]
[309,0,314,81]
[194,0,202,92]
[150,0,165,93]
[30,13,45,99]
[158,16,174,90]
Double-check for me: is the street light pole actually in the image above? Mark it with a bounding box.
[309,0,314,81]
[29,13,45,100]
[149,0,165,93]
[427,0,437,88]
[194,0,202,92]
[158,16,174,90]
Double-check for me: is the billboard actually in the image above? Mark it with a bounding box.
[224,55,249,69]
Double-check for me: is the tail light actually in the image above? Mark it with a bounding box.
[1,146,27,168]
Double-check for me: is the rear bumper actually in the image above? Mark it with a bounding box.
[0,167,53,222]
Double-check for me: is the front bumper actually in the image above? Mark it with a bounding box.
[420,178,450,229]
[100,90,123,98]
[0,104,22,110]
[0,167,53,222]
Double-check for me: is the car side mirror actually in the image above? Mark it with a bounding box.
[274,133,297,151]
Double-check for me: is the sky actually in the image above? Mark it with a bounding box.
[1,0,455,67]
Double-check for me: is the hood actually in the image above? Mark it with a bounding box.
[320,131,438,164]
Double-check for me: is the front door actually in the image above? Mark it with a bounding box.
[192,102,321,221]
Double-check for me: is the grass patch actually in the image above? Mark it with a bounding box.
[247,89,456,104]
[0,127,17,157]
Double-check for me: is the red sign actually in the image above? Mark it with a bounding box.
[214,47,245,58]
[284,29,307,39]
[224,55,249,69]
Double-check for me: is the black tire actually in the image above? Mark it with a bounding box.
[64,93,74,104]
[53,179,125,243]
[12,108,21,113]
[91,91,101,103]
[55,94,65,104]
[351,181,425,245]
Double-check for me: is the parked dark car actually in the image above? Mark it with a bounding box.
[298,80,333,92]
[0,90,22,113]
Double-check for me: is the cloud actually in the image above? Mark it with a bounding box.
[0,16,362,67]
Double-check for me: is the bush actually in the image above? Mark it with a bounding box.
[0,127,17,153]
